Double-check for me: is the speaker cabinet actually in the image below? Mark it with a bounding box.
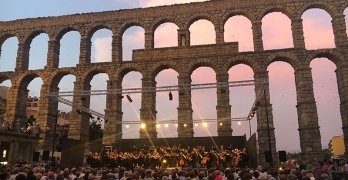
[33,152,40,162]
[278,151,287,162]
[42,151,50,161]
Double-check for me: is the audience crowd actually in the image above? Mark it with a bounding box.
[1,159,348,180]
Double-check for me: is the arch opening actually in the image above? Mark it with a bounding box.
[344,7,348,37]
[0,79,11,119]
[57,74,76,121]
[228,64,255,139]
[91,29,112,63]
[189,20,215,46]
[25,77,44,123]
[154,23,179,48]
[224,16,254,52]
[262,12,293,50]
[122,26,145,61]
[59,31,81,68]
[267,61,299,152]
[155,69,179,138]
[302,9,335,50]
[0,37,18,72]
[191,67,217,137]
[29,33,49,70]
[310,58,342,149]
[122,71,142,139]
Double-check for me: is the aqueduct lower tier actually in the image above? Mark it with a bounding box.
[1,0,348,166]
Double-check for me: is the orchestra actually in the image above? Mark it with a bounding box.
[87,145,249,170]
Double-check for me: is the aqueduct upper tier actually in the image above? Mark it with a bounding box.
[1,0,348,166]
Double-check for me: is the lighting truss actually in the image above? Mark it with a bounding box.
[49,79,269,124]
[46,79,267,97]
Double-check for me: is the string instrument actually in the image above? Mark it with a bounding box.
[179,158,185,166]
[201,156,209,165]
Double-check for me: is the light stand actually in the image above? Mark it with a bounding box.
[264,89,273,167]
[51,116,58,167]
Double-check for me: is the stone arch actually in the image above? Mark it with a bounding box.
[150,61,182,79]
[87,24,114,39]
[54,26,81,41]
[0,73,13,84]
[185,58,220,76]
[305,49,344,67]
[221,11,256,28]
[258,5,296,20]
[299,2,337,19]
[340,1,348,14]
[185,14,217,29]
[80,66,113,84]
[223,55,258,73]
[115,64,145,81]
[0,33,18,48]
[17,71,44,88]
[24,30,49,45]
[47,68,78,88]
[117,21,146,36]
[151,18,183,32]
[264,52,301,70]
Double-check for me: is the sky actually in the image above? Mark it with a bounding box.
[0,0,346,152]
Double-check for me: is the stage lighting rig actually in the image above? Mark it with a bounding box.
[126,94,132,103]
[169,92,173,101]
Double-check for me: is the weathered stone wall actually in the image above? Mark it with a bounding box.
[0,0,348,167]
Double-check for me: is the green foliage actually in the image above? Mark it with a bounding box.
[89,120,103,143]
[26,115,36,128]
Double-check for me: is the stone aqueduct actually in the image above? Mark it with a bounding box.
[1,0,348,166]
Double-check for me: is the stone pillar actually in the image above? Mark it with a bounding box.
[5,85,28,127]
[332,15,348,47]
[68,81,90,142]
[144,31,154,49]
[45,40,60,68]
[15,42,30,71]
[254,70,277,167]
[36,83,59,151]
[79,36,91,64]
[178,29,190,47]
[294,68,322,160]
[291,18,305,49]
[112,35,122,62]
[177,76,194,137]
[216,73,232,136]
[334,64,348,158]
[139,77,157,138]
[252,20,264,52]
[215,26,224,44]
[102,79,123,145]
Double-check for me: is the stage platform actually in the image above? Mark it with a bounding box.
[91,135,247,152]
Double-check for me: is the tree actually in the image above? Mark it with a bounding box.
[89,120,103,143]
[26,115,36,128]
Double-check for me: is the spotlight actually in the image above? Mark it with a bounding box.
[118,95,124,99]
[126,124,129,128]
[126,94,133,103]
[195,123,198,127]
[141,123,146,129]
[80,96,86,101]
[169,92,173,101]
[175,124,178,127]
[202,122,207,128]
[164,124,168,128]
[238,121,241,125]
[76,109,81,114]
[184,124,187,127]
[105,119,109,124]
[156,124,160,128]
[219,122,223,126]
